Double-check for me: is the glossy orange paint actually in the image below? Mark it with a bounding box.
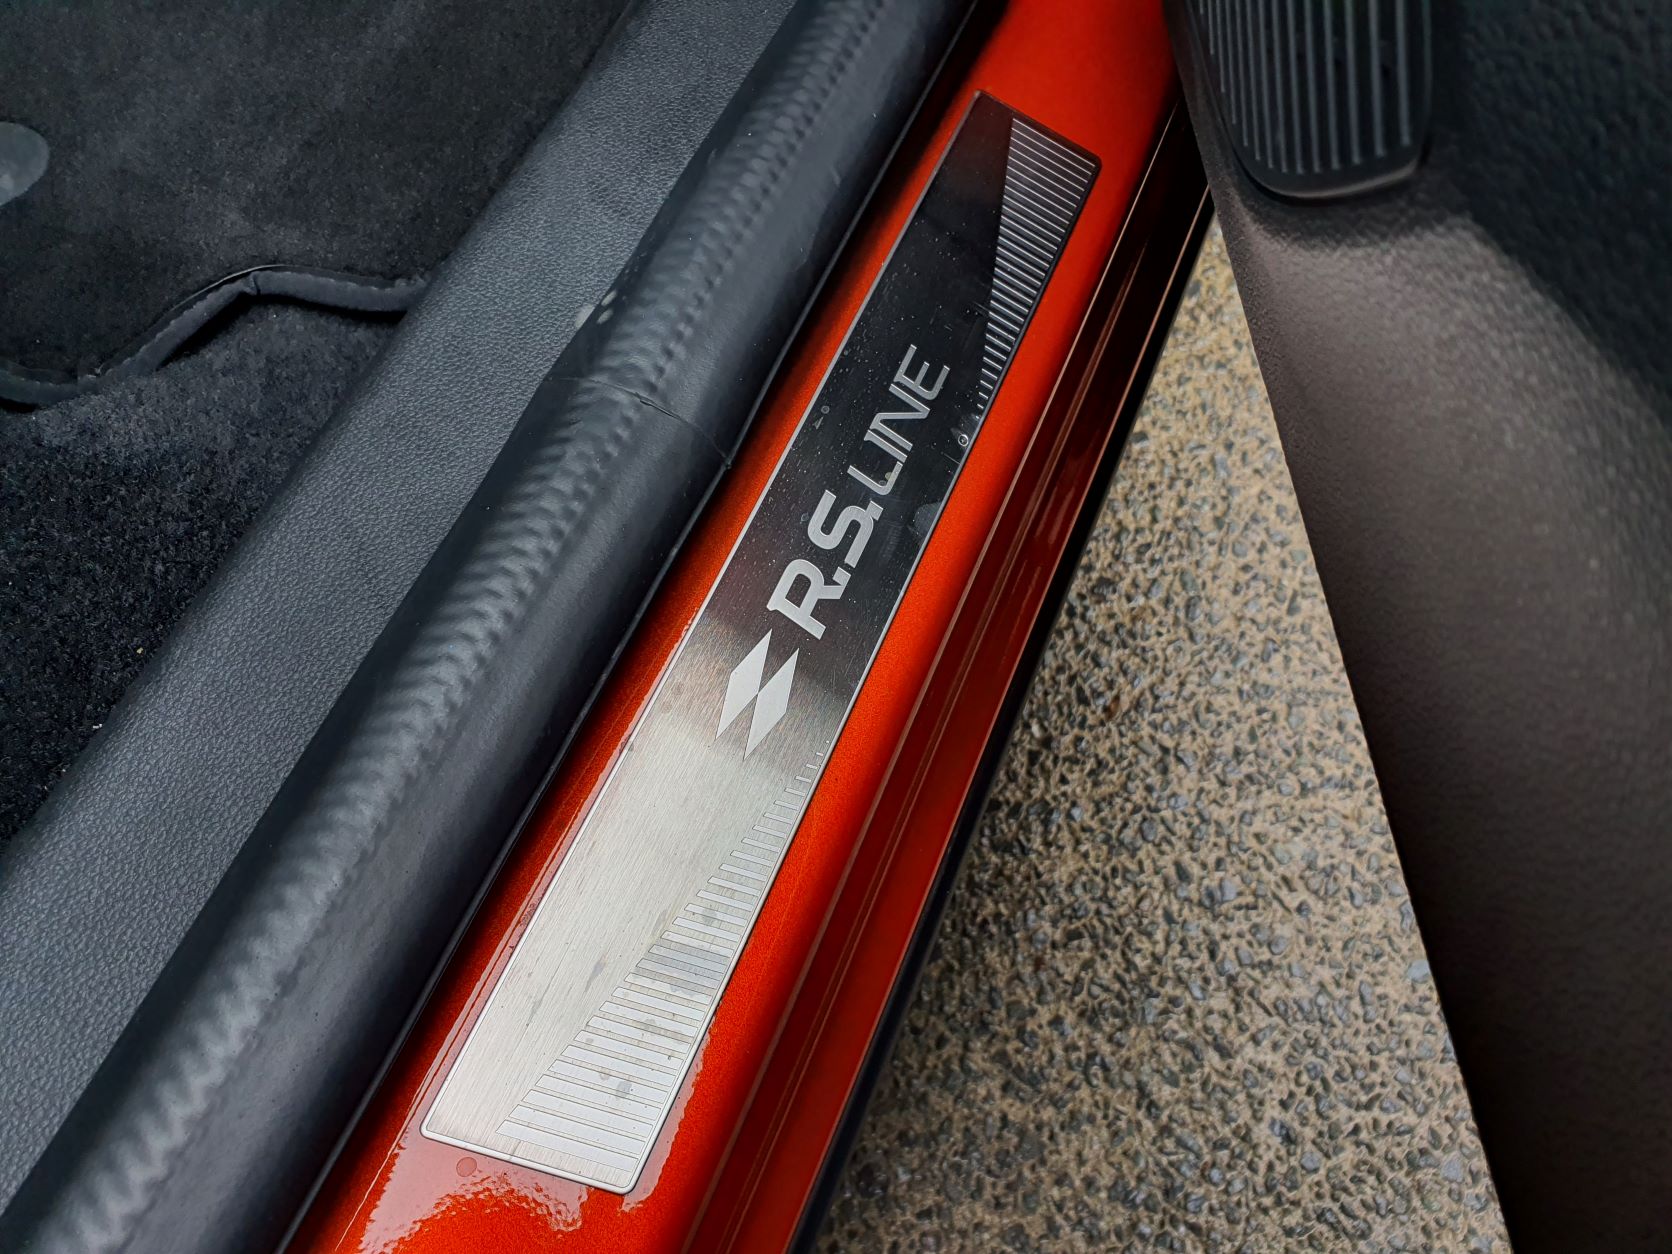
[297,3,1192,1251]
[691,101,1209,1254]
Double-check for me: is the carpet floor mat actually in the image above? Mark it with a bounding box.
[0,0,627,400]
[0,304,398,840]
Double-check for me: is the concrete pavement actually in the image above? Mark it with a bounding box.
[815,225,1508,1254]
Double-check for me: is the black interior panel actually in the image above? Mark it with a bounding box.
[1167,2,1672,1249]
[1175,0,1433,199]
[0,0,627,391]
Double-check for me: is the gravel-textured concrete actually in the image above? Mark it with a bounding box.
[815,227,1508,1253]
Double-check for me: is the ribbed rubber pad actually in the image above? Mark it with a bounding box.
[1180,0,1431,198]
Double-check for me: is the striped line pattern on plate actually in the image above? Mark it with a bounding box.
[495,752,826,1179]
[975,117,1096,416]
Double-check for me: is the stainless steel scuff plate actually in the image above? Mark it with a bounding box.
[423,95,1097,1193]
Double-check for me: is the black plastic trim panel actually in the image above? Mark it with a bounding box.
[0,1,971,1251]
[1168,1,1672,1249]
[1174,0,1431,199]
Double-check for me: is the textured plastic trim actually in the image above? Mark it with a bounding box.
[1176,0,1431,199]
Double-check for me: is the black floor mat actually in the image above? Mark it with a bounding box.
[0,0,627,392]
[0,304,397,841]
[0,0,630,834]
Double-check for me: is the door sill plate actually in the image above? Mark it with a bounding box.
[422,94,1096,1194]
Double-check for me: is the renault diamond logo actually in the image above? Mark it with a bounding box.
[717,631,797,756]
